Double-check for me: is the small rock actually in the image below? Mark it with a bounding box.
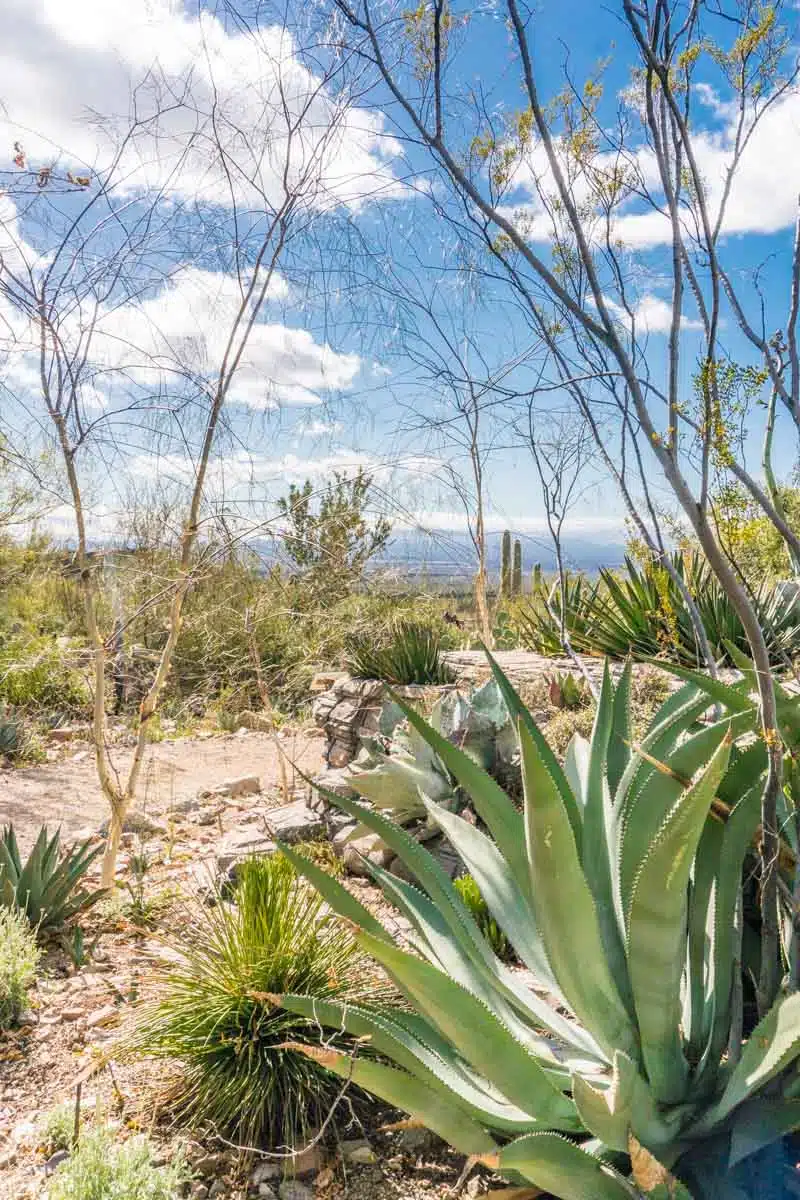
[60,1006,85,1022]
[396,1126,440,1155]
[264,800,325,845]
[97,810,166,837]
[190,1182,210,1199]
[16,1008,37,1026]
[278,1183,313,1200]
[208,1182,227,1199]
[197,805,224,826]
[251,1162,282,1186]
[0,1146,17,1170]
[85,1003,119,1030]
[218,774,261,798]
[49,724,90,743]
[258,1187,277,1199]
[339,1139,376,1165]
[341,833,393,877]
[192,1153,226,1176]
[45,1149,70,1175]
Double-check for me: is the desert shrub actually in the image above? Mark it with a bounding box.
[0,635,88,714]
[346,619,454,685]
[47,1126,189,1200]
[129,852,379,1148]
[0,907,39,1028]
[39,1103,77,1155]
[453,874,512,961]
[542,704,597,758]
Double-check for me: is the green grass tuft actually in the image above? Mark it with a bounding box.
[0,907,39,1028]
[129,852,378,1148]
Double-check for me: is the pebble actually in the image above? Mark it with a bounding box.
[340,1139,376,1165]
[85,1004,119,1029]
[61,1006,86,1022]
[208,1182,227,1199]
[278,1183,313,1200]
[251,1161,281,1185]
[258,1187,277,1199]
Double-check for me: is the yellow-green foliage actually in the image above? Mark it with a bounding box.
[47,1126,189,1200]
[0,907,39,1028]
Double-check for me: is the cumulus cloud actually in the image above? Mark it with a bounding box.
[0,264,362,411]
[503,84,800,250]
[0,0,402,211]
[603,293,704,335]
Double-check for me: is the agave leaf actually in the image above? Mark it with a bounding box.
[279,995,542,1134]
[488,1132,638,1200]
[628,734,732,1103]
[644,661,753,714]
[698,992,800,1132]
[485,651,582,850]
[289,1044,498,1156]
[608,659,633,796]
[420,798,558,993]
[368,860,601,1071]
[580,665,631,1013]
[699,782,762,1080]
[356,930,582,1129]
[685,819,724,1063]
[389,696,531,905]
[628,1136,693,1198]
[519,721,636,1064]
[726,1095,800,1168]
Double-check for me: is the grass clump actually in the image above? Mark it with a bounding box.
[39,1103,77,1155]
[47,1126,188,1200]
[0,907,40,1028]
[454,874,512,961]
[346,619,454,685]
[129,852,378,1148]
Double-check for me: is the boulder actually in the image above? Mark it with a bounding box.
[341,832,394,877]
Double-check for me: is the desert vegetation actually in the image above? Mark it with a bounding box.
[3,1,800,1199]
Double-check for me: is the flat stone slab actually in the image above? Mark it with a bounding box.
[215,825,276,874]
[263,799,325,844]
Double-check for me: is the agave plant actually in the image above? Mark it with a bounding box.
[277,656,800,1198]
[350,679,518,830]
[346,619,454,685]
[518,551,800,669]
[0,825,106,931]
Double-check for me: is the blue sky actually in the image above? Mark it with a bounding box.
[0,0,799,557]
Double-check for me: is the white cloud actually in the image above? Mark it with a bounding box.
[504,84,800,249]
[0,0,402,211]
[603,293,704,335]
[0,264,362,411]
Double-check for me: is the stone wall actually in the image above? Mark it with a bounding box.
[311,676,456,768]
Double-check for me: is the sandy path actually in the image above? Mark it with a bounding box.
[0,727,325,847]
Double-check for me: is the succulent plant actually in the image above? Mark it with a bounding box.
[278,655,800,1199]
[0,824,106,931]
[350,678,518,831]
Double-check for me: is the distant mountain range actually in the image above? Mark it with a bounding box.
[368,527,628,581]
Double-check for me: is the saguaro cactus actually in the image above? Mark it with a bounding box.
[512,538,522,596]
[500,530,512,598]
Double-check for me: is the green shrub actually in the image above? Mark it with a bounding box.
[39,1104,77,1155]
[0,907,39,1028]
[47,1126,188,1200]
[541,704,596,757]
[453,874,511,961]
[129,852,379,1148]
[0,635,88,714]
[0,825,106,932]
[277,656,800,1199]
[347,619,454,685]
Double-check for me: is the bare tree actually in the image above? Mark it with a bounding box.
[329,0,800,1013]
[0,5,388,883]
